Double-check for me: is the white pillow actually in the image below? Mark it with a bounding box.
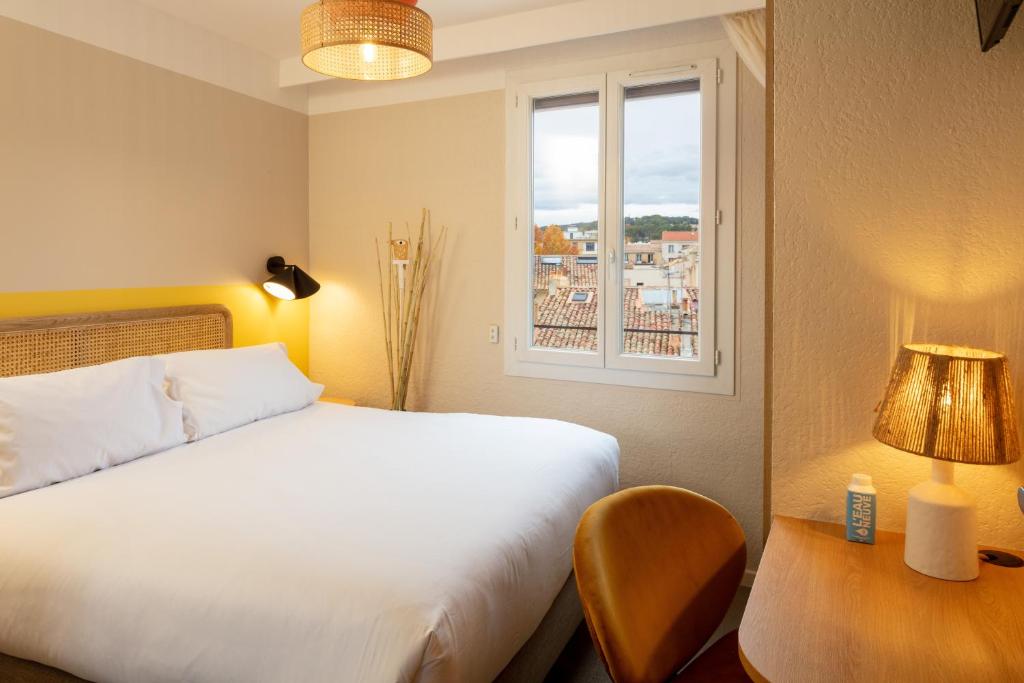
[162,343,323,440]
[0,356,187,499]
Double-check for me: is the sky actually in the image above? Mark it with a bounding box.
[532,90,701,227]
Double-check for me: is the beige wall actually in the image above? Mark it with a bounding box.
[773,0,1024,549]
[0,17,309,293]
[309,72,766,566]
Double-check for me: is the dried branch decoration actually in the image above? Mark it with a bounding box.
[375,209,447,411]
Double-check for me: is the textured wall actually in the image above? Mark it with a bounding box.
[309,71,767,567]
[773,0,1024,548]
[0,17,309,292]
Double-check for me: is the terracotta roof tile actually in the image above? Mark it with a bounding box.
[533,255,598,289]
[661,231,699,242]
[530,284,699,357]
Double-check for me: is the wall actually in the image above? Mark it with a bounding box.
[308,68,766,566]
[0,0,307,112]
[773,0,1024,549]
[0,18,311,370]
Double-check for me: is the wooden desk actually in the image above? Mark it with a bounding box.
[739,516,1024,682]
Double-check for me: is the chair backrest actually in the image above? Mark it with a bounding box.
[573,486,747,683]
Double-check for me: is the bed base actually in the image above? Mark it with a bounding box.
[0,573,582,683]
[494,571,583,683]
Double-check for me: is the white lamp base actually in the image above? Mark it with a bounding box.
[904,459,978,581]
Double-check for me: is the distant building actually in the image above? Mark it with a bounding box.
[624,241,662,267]
[563,228,598,254]
[660,230,699,262]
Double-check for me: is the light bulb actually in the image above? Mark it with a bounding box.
[361,42,377,63]
[263,281,296,301]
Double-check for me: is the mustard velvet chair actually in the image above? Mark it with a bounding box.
[573,486,749,683]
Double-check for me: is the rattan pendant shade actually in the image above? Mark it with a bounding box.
[873,344,1021,465]
[301,0,433,81]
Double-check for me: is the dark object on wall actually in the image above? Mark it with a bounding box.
[262,256,320,300]
[976,0,1021,51]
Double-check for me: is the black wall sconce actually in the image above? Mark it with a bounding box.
[262,256,320,300]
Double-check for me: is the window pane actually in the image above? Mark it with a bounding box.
[531,92,600,352]
[620,80,701,359]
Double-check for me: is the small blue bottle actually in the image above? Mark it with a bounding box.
[846,474,877,544]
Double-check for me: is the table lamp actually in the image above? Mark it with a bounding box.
[873,344,1020,581]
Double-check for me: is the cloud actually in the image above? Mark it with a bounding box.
[624,144,701,206]
[535,205,600,226]
[530,90,702,224]
[532,133,599,212]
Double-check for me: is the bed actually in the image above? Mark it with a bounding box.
[0,306,619,683]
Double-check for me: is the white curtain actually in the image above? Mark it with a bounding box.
[721,9,766,87]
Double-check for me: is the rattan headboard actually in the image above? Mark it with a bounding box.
[0,305,233,378]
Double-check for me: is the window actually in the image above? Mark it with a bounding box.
[505,46,736,394]
[530,92,600,353]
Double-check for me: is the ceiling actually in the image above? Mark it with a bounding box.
[2,0,761,113]
[131,0,582,59]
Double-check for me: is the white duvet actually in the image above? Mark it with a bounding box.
[0,404,618,683]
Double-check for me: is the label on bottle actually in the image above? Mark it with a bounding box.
[846,490,876,545]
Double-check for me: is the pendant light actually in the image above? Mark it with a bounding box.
[300,0,433,81]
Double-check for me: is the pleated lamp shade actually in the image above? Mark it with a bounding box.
[873,344,1021,465]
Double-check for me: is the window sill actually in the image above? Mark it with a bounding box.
[504,356,734,395]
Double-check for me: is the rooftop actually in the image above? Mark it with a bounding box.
[532,255,699,357]
[661,231,699,242]
[625,241,662,253]
[534,254,599,288]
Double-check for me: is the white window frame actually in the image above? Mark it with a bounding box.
[605,59,718,378]
[504,42,737,395]
[509,73,606,370]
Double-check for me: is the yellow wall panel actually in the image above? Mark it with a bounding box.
[0,285,310,373]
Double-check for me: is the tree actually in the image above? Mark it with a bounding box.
[543,216,699,243]
[534,225,579,255]
[624,215,698,243]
